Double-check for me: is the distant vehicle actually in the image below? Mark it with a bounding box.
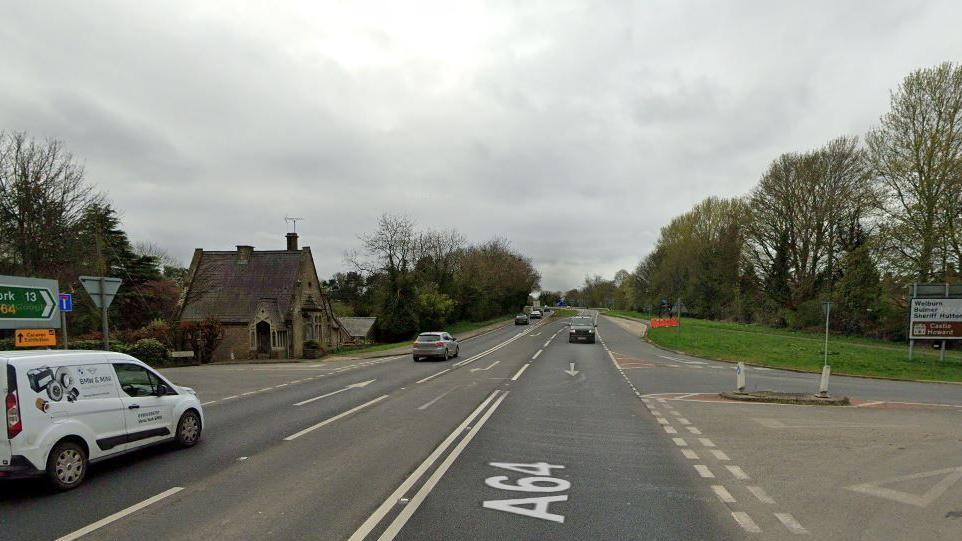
[530,309,543,319]
[568,316,597,343]
[412,332,460,361]
[514,314,530,325]
[1,351,204,490]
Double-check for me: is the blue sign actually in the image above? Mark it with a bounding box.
[59,293,73,312]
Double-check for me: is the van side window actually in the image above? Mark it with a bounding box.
[114,364,158,397]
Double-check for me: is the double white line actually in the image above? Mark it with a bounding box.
[349,389,510,541]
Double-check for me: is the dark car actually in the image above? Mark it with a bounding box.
[515,314,530,325]
[568,316,596,343]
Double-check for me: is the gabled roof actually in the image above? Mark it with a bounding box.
[337,317,377,338]
[180,250,303,323]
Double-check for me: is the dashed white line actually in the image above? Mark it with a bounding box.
[698,438,716,448]
[677,418,691,425]
[221,395,238,400]
[686,427,702,435]
[416,369,451,384]
[672,438,688,447]
[726,465,750,480]
[532,349,543,360]
[711,485,736,503]
[201,400,217,406]
[747,485,775,504]
[694,465,715,478]
[656,418,669,425]
[732,512,762,533]
[710,450,731,461]
[55,487,184,541]
[284,395,389,441]
[664,426,678,434]
[775,513,809,534]
[681,449,699,459]
[510,363,529,381]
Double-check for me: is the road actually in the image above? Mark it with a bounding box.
[3,313,962,540]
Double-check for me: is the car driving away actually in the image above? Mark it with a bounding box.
[568,316,597,343]
[1,350,204,490]
[412,332,460,361]
[529,309,542,319]
[514,313,529,325]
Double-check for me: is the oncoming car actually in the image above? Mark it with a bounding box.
[568,316,597,343]
[515,314,530,325]
[1,351,204,490]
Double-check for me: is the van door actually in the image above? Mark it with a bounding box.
[113,363,174,448]
[43,363,128,456]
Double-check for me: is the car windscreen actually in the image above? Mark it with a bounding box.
[417,334,442,342]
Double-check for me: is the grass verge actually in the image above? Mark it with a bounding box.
[640,317,962,383]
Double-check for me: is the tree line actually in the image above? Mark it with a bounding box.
[0,131,184,344]
[327,214,541,342]
[555,62,962,340]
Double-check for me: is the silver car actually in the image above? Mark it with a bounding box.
[412,332,460,361]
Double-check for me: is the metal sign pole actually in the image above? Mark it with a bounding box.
[823,302,831,368]
[100,276,108,350]
[61,309,68,350]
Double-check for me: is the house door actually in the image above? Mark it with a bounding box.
[256,321,271,354]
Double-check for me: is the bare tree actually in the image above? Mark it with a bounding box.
[0,132,101,280]
[133,240,183,269]
[866,62,962,280]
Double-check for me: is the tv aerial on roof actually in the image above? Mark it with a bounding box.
[285,216,304,233]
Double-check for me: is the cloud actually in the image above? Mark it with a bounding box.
[1,0,960,290]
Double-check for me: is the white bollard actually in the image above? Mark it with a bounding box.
[736,362,746,392]
[817,365,831,397]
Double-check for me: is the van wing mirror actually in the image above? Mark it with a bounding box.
[155,383,170,396]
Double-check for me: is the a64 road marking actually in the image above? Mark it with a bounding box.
[482,462,569,523]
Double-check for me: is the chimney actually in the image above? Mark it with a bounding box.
[237,245,254,264]
[286,232,299,251]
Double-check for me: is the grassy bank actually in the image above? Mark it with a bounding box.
[631,316,962,383]
[552,308,579,318]
[332,315,513,355]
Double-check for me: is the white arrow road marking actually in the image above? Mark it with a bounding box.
[293,379,376,406]
[564,362,579,377]
[846,467,962,507]
[470,360,501,373]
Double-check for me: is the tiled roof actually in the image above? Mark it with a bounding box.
[337,317,377,338]
[180,250,302,322]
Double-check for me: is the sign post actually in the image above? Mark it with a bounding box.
[79,276,122,350]
[818,301,833,398]
[0,275,61,331]
[59,293,73,349]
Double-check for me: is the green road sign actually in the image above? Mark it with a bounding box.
[0,275,60,330]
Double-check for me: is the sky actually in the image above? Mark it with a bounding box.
[2,1,961,291]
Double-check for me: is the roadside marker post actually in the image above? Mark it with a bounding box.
[819,301,833,398]
[736,362,746,392]
[817,365,831,398]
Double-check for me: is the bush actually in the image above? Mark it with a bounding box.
[178,318,224,363]
[127,320,174,348]
[128,338,170,366]
[69,339,130,352]
[303,340,323,359]
[0,337,15,350]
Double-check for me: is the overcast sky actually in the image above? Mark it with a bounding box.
[2,1,961,291]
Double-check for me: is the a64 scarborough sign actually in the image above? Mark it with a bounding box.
[910,298,962,339]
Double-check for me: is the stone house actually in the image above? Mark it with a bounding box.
[177,233,349,361]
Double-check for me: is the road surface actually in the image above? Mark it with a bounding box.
[3,313,961,540]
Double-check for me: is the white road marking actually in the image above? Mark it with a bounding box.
[732,512,762,533]
[376,392,510,540]
[854,400,884,408]
[747,485,775,504]
[681,449,699,460]
[416,369,451,384]
[55,487,184,541]
[698,438,716,447]
[845,466,962,507]
[672,438,688,447]
[677,418,690,425]
[284,395,389,441]
[544,341,551,348]
[664,426,678,434]
[686,427,702,435]
[294,379,376,406]
[650,410,661,416]
[775,513,809,534]
[532,349,543,360]
[511,364,530,381]
[694,465,715,478]
[418,386,460,410]
[349,391,504,541]
[470,360,501,372]
[656,418,669,425]
[711,485,736,503]
[670,411,682,417]
[710,450,730,461]
[726,465,750,480]
[221,395,238,400]
[201,400,217,406]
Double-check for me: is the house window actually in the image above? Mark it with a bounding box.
[272,329,288,349]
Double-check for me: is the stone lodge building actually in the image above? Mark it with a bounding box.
[177,233,349,361]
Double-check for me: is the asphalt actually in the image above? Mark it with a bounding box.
[2,312,960,540]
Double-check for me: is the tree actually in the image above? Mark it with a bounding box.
[867,62,962,280]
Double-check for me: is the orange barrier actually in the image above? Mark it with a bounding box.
[650,318,679,328]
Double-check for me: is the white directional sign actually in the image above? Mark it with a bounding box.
[79,276,123,309]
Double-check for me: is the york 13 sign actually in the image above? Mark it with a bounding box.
[0,275,60,330]
[910,298,962,340]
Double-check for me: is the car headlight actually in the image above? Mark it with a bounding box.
[588,329,594,333]
[569,328,576,333]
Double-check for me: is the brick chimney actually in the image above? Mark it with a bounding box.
[237,245,254,264]
[286,232,299,251]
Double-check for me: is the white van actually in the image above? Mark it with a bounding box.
[1,350,204,490]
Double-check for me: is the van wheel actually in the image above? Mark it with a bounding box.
[176,410,202,447]
[46,440,87,491]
